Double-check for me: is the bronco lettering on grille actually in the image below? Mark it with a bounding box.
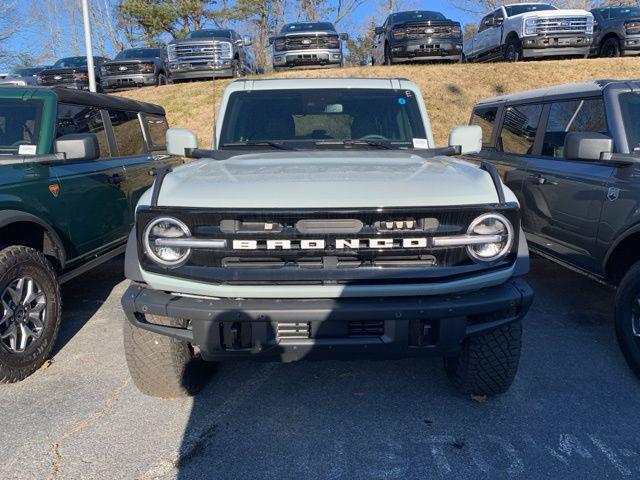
[232,238,430,250]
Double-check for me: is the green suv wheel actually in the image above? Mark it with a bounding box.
[615,261,640,377]
[444,321,522,396]
[0,246,61,383]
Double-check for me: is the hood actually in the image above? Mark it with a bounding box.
[142,151,512,209]
[280,30,337,37]
[518,9,592,19]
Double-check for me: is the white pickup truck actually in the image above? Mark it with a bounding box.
[464,3,594,62]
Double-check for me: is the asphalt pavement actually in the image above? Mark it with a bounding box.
[2,255,639,480]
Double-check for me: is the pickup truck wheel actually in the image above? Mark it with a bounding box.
[600,37,621,58]
[614,262,640,377]
[123,315,211,398]
[0,246,61,383]
[444,321,522,396]
[504,39,521,62]
[232,60,242,78]
[384,44,393,65]
[156,73,168,86]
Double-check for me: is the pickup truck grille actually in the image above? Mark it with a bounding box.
[533,17,590,35]
[283,35,339,50]
[103,63,149,75]
[137,206,520,284]
[171,41,232,61]
[405,23,455,39]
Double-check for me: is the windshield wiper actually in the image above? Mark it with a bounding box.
[314,140,393,150]
[221,141,293,150]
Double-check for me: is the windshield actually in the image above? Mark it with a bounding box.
[219,88,427,150]
[52,57,88,68]
[391,11,447,23]
[281,23,336,33]
[9,67,43,77]
[0,99,43,155]
[620,93,640,153]
[611,7,640,18]
[185,30,231,39]
[506,4,557,16]
[116,48,161,60]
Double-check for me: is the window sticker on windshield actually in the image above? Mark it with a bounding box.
[412,138,429,149]
[398,98,407,105]
[18,145,37,155]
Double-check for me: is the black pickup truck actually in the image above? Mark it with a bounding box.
[37,56,110,91]
[100,47,170,91]
[372,10,463,64]
[592,6,640,57]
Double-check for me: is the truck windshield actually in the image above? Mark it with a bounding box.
[505,4,557,16]
[620,93,640,153]
[52,57,88,68]
[219,88,427,150]
[185,30,231,39]
[391,11,446,23]
[0,99,43,155]
[610,7,640,18]
[281,23,336,32]
[116,48,161,59]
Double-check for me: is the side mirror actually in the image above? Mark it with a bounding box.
[339,33,349,41]
[494,18,503,27]
[243,36,253,46]
[55,133,99,161]
[449,125,482,155]
[268,36,275,45]
[374,26,385,35]
[563,132,613,161]
[166,128,198,157]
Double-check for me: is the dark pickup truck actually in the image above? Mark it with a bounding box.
[270,22,348,70]
[467,79,640,377]
[37,56,110,91]
[100,47,170,90]
[0,86,181,383]
[372,10,463,64]
[592,6,640,57]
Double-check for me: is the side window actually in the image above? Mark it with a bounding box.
[108,110,146,156]
[143,114,169,150]
[471,106,498,147]
[499,104,543,155]
[56,103,109,158]
[542,98,608,158]
[479,15,492,32]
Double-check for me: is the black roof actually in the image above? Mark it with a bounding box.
[37,86,165,116]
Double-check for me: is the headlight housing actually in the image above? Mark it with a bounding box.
[524,17,539,36]
[586,17,595,35]
[100,67,107,75]
[466,213,514,263]
[391,28,406,40]
[167,44,177,61]
[143,217,192,267]
[626,21,640,35]
[141,63,155,73]
[73,72,88,81]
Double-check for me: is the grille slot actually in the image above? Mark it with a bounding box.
[349,321,385,337]
[277,322,311,340]
[173,42,232,60]
[104,63,147,74]
[284,35,338,50]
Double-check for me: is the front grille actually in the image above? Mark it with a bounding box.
[405,23,455,39]
[348,321,384,337]
[534,17,589,35]
[171,42,232,61]
[103,63,148,75]
[39,72,75,84]
[277,322,311,339]
[283,35,338,50]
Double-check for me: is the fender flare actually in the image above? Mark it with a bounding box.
[0,210,67,268]
[602,223,640,273]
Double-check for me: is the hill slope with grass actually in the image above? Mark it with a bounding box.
[118,58,640,147]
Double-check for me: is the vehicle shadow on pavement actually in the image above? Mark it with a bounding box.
[53,256,125,357]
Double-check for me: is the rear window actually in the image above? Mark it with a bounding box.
[471,106,498,146]
[108,110,146,156]
[620,93,640,153]
[0,99,43,155]
[143,114,168,150]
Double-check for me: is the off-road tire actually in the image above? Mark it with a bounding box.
[444,321,522,396]
[504,39,522,62]
[0,246,61,383]
[614,261,640,377]
[600,37,621,58]
[123,315,210,398]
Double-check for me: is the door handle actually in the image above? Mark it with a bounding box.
[107,172,126,185]
[527,173,557,186]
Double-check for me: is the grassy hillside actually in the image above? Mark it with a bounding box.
[118,58,640,148]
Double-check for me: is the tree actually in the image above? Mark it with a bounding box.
[345,21,375,66]
[0,1,23,66]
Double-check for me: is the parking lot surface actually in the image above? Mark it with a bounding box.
[1,256,639,480]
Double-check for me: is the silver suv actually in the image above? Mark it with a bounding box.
[269,22,348,70]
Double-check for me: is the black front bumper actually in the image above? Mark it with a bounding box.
[121,278,533,362]
[390,39,462,61]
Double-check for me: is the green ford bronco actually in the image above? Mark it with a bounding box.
[0,86,180,382]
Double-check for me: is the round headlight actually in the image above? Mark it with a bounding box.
[466,213,514,262]
[143,217,191,267]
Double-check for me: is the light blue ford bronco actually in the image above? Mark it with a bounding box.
[121,78,534,398]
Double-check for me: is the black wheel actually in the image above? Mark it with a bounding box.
[0,246,61,383]
[600,37,621,58]
[232,59,241,78]
[614,262,640,377]
[384,44,393,65]
[123,314,212,398]
[156,73,168,86]
[504,38,522,62]
[444,321,522,396]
